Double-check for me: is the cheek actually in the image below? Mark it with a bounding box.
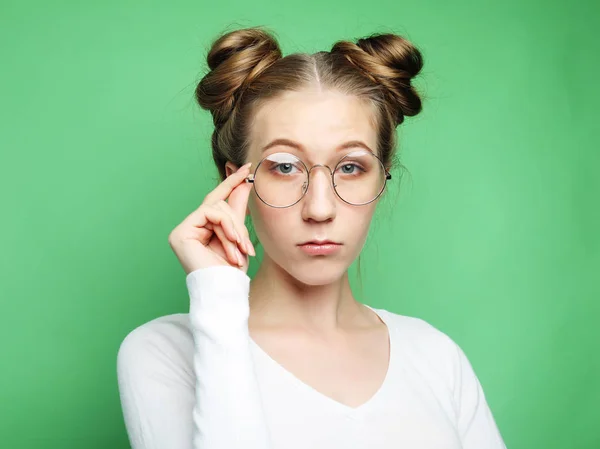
[248,192,377,253]
[345,207,376,248]
[248,195,293,244]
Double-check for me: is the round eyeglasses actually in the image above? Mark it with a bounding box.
[244,149,391,208]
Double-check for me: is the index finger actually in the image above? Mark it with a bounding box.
[227,176,253,224]
[203,162,252,206]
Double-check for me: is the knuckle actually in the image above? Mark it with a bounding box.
[215,200,228,210]
[195,203,208,216]
[203,204,218,216]
[167,230,181,246]
[201,193,214,205]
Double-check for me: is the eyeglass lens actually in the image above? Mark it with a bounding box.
[252,150,387,207]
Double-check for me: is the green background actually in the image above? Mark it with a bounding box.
[1,0,598,448]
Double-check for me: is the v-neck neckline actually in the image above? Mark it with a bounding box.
[249,305,395,419]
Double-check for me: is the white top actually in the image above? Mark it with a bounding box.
[117,265,507,449]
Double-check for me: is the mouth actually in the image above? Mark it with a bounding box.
[297,240,342,256]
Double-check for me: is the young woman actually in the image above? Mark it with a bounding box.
[117,27,507,449]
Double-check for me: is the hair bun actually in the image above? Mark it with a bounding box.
[331,33,423,124]
[195,27,282,127]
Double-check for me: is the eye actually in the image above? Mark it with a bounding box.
[337,163,364,175]
[341,164,355,174]
[272,162,301,175]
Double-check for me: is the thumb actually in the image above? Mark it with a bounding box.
[227,179,253,224]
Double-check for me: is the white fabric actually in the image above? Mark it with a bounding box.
[117,265,507,449]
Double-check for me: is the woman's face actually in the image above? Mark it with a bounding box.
[244,88,382,286]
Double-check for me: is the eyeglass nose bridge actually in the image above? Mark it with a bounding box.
[244,155,392,208]
[302,163,337,195]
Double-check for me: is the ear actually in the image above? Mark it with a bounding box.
[224,161,238,178]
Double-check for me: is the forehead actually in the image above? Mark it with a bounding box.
[248,89,377,161]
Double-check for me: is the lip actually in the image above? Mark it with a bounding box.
[297,240,342,256]
[299,239,340,245]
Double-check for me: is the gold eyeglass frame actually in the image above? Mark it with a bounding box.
[244,151,392,208]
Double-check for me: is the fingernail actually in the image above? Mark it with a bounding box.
[234,229,241,244]
[247,239,256,256]
[237,249,245,266]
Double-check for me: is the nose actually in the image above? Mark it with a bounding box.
[300,165,337,223]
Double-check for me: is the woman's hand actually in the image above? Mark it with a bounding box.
[168,163,257,275]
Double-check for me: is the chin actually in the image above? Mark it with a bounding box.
[280,256,349,287]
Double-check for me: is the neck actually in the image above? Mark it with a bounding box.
[248,253,364,333]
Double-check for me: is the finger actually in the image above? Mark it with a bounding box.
[203,162,252,206]
[214,200,254,255]
[204,206,240,246]
[226,175,254,229]
[213,224,244,267]
[182,205,239,245]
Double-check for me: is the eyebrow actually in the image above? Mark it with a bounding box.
[261,138,374,154]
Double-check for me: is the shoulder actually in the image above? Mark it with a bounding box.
[376,307,458,350]
[118,313,193,354]
[117,313,194,381]
[374,307,462,384]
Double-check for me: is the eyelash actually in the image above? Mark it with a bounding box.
[269,162,365,176]
[338,163,365,175]
[271,163,302,175]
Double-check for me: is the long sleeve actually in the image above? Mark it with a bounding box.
[452,342,507,449]
[186,265,272,448]
[116,265,272,449]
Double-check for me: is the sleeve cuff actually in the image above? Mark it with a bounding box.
[186,265,252,331]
